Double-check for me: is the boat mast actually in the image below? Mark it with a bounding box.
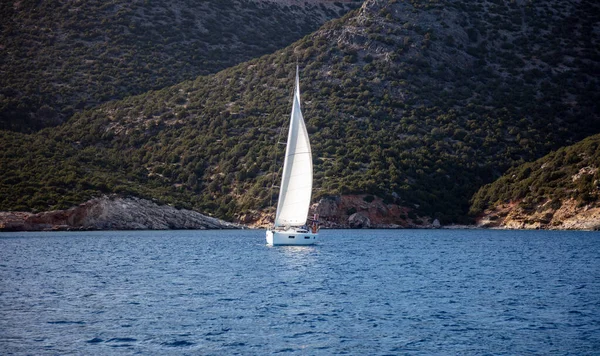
[269,64,297,229]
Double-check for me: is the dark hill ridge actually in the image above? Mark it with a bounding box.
[1,0,599,226]
[0,0,361,132]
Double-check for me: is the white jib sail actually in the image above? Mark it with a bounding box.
[274,67,313,228]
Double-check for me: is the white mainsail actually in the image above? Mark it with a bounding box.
[273,67,313,228]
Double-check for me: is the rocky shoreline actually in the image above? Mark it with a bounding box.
[239,195,442,229]
[476,199,600,231]
[0,196,240,231]
[2,194,598,232]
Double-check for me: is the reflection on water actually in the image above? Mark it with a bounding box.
[273,245,319,270]
[278,245,318,256]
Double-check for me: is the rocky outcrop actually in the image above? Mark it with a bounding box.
[0,196,240,231]
[237,209,273,229]
[476,199,600,230]
[312,194,436,229]
[239,194,437,229]
[348,212,371,229]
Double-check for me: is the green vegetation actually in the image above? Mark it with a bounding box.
[470,134,600,215]
[0,0,598,224]
[0,0,360,131]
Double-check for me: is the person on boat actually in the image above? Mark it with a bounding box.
[310,214,319,233]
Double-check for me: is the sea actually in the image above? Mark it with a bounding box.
[0,229,598,355]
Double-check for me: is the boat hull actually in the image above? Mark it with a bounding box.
[266,229,318,246]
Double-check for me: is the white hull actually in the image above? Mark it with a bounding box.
[266,229,318,246]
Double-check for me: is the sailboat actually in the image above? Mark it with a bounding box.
[266,66,319,246]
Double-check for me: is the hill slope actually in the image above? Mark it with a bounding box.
[1,0,599,225]
[0,0,360,131]
[471,134,600,230]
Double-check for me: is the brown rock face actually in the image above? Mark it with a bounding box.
[312,195,432,229]
[0,196,240,231]
[476,199,600,230]
[239,194,433,229]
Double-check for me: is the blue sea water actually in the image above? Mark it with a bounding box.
[0,229,599,355]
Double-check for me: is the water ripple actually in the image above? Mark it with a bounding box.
[1,229,599,354]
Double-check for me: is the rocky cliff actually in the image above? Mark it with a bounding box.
[314,195,439,229]
[0,196,240,231]
[240,194,439,229]
[476,199,600,231]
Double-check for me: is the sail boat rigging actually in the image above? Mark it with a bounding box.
[266,66,319,245]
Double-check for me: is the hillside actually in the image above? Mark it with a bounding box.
[0,0,360,131]
[1,0,599,225]
[471,134,600,230]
